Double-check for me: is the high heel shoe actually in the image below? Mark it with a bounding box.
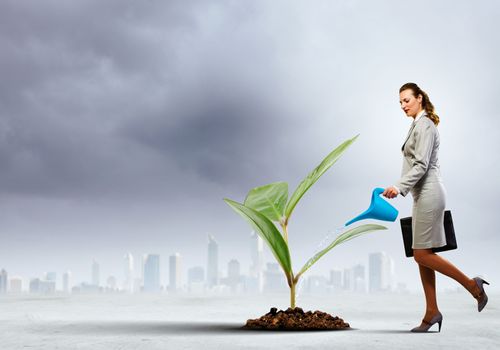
[410,312,443,333]
[473,277,490,312]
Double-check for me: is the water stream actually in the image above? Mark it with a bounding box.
[295,225,346,302]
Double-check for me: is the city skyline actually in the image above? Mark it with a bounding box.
[0,232,408,295]
[1,226,495,294]
[0,254,405,296]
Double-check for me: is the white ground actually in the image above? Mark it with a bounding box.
[0,291,499,349]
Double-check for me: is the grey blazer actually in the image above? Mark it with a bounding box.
[395,113,442,197]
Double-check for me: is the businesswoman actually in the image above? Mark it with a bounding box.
[382,82,489,332]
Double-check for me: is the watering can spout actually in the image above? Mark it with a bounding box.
[345,187,398,226]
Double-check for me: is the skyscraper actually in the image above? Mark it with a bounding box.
[169,253,182,293]
[9,277,22,294]
[45,272,57,290]
[29,278,41,294]
[228,259,240,280]
[248,231,264,292]
[63,271,72,293]
[329,268,342,290]
[0,269,7,294]
[369,252,393,293]
[143,254,160,293]
[227,259,241,292]
[343,267,352,291]
[207,235,218,288]
[92,259,100,287]
[352,264,366,293]
[124,253,134,293]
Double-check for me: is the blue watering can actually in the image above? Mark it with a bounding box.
[345,187,399,226]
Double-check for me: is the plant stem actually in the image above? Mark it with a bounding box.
[281,222,289,244]
[282,220,294,308]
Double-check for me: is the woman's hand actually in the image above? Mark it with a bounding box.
[383,186,399,199]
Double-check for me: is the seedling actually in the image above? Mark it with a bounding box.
[224,135,387,308]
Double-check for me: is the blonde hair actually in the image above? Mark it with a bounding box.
[399,82,440,126]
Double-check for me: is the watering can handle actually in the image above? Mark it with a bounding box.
[373,187,385,197]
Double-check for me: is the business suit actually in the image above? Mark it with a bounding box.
[395,112,447,249]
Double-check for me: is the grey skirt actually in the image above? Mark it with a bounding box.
[410,179,447,249]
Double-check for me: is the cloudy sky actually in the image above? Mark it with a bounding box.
[1,0,499,292]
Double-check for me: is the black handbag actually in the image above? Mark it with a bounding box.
[400,210,458,258]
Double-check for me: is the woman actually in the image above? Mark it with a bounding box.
[382,82,489,333]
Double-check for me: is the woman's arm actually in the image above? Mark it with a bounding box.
[394,121,436,196]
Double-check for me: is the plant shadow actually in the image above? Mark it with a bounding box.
[30,321,358,336]
[32,321,246,336]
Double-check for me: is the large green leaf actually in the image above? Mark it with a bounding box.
[244,182,288,223]
[224,198,292,275]
[296,224,386,278]
[285,135,359,220]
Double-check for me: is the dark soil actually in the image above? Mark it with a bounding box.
[243,307,350,331]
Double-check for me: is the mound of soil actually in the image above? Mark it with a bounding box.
[243,307,350,331]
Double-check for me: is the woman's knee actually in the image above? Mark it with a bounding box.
[413,254,424,264]
[413,249,432,264]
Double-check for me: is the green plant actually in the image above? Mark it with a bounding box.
[223,135,387,308]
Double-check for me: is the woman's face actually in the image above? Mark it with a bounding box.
[399,89,423,118]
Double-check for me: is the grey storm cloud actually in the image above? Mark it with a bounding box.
[1,0,499,203]
[0,0,305,198]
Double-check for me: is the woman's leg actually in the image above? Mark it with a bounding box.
[413,249,479,297]
[418,263,439,321]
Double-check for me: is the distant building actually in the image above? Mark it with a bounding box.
[329,268,342,290]
[169,253,182,293]
[263,263,286,293]
[352,264,366,293]
[228,259,240,280]
[226,259,242,292]
[106,276,117,290]
[29,278,55,294]
[369,252,393,293]
[45,272,57,290]
[72,282,101,294]
[248,231,264,293]
[143,254,160,293]
[0,269,7,294]
[63,271,72,293]
[9,276,23,294]
[124,253,134,293]
[45,272,56,281]
[307,275,328,295]
[29,278,41,294]
[207,235,218,288]
[343,267,352,291]
[92,259,100,287]
[187,266,205,293]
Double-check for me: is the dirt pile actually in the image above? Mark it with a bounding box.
[243,307,350,330]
